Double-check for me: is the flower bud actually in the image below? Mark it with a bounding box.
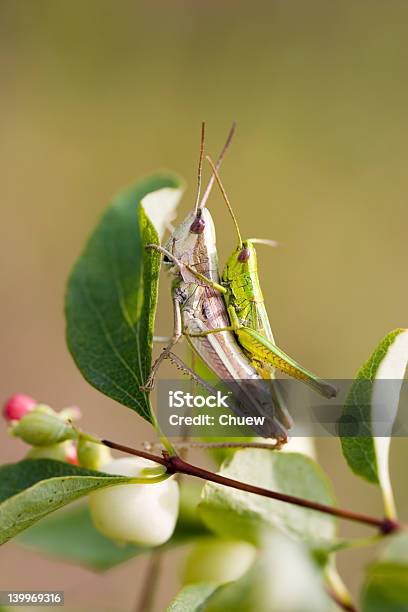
[66,443,79,465]
[32,404,56,415]
[182,539,256,585]
[26,440,77,463]
[3,394,37,422]
[11,409,76,446]
[89,457,179,546]
[77,439,111,471]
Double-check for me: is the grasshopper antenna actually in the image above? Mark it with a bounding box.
[199,121,236,210]
[206,155,243,249]
[193,122,206,215]
[249,238,280,248]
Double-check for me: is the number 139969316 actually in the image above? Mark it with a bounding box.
[0,591,64,606]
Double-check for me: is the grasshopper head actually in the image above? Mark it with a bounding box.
[224,240,258,282]
[163,208,218,277]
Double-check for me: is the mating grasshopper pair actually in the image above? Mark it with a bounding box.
[142,123,336,444]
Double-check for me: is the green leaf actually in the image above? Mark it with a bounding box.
[17,504,143,570]
[16,482,209,570]
[199,450,336,549]
[340,329,408,518]
[169,534,331,612]
[362,534,408,612]
[65,175,183,423]
[0,459,133,544]
[167,584,221,612]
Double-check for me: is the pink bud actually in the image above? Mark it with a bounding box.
[66,443,79,465]
[3,394,37,422]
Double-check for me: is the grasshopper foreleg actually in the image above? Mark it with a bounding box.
[187,326,235,337]
[146,244,226,294]
[186,305,240,337]
[141,297,183,391]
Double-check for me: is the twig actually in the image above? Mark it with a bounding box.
[142,440,280,451]
[134,552,162,612]
[102,439,403,535]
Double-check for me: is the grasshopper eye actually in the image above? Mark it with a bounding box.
[238,247,250,263]
[190,212,205,234]
[162,254,172,263]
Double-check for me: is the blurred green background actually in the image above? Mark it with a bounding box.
[1,1,407,609]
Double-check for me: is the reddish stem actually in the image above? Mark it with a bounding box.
[102,439,402,535]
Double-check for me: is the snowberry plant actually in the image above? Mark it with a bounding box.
[1,174,408,612]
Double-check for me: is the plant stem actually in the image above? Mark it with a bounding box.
[143,440,280,451]
[134,552,162,612]
[326,585,358,612]
[326,564,357,612]
[102,439,403,535]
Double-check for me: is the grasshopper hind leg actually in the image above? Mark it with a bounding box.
[237,327,337,399]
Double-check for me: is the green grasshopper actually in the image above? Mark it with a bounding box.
[187,155,337,401]
[142,124,291,443]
